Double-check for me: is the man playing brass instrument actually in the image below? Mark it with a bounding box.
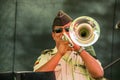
[33,10,106,80]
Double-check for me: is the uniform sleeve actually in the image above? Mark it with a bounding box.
[33,52,50,71]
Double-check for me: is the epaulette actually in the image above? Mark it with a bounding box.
[41,49,53,54]
[84,46,97,59]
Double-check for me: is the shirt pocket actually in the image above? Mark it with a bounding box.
[54,64,62,79]
[55,64,62,71]
[73,64,90,80]
[74,64,88,75]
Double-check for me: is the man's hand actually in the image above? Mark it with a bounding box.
[57,40,73,56]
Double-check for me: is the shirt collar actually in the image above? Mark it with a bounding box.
[50,47,57,55]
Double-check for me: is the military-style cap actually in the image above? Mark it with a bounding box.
[52,10,73,30]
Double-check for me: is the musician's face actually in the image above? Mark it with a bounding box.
[52,22,71,43]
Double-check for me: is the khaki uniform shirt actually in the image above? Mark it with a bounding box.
[33,46,102,80]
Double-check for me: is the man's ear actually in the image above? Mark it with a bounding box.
[52,32,55,40]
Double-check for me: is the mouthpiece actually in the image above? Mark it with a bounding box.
[62,33,74,47]
[62,35,68,41]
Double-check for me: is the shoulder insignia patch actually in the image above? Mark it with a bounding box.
[41,49,53,54]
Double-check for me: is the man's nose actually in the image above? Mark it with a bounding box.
[62,29,66,33]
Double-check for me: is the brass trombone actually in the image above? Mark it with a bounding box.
[68,16,100,47]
